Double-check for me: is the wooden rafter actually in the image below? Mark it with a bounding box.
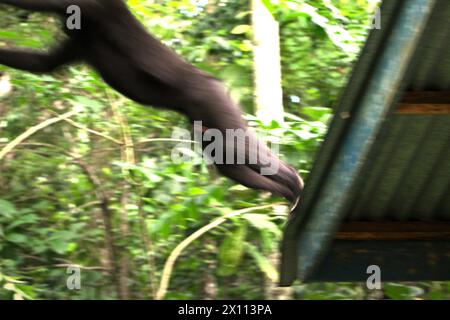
[397,91,450,114]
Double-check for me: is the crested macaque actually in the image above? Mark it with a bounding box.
[0,0,303,208]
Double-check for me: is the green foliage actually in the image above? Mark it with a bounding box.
[246,243,278,282]
[0,0,448,300]
[274,0,378,109]
[218,224,247,276]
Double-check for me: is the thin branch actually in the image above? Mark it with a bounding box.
[0,110,78,161]
[76,200,102,210]
[73,158,121,297]
[137,138,198,144]
[110,95,133,300]
[61,117,124,145]
[156,203,283,300]
[0,142,81,158]
[0,143,122,159]
[137,195,158,299]
[54,264,106,270]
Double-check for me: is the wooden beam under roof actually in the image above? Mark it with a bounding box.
[397,92,450,114]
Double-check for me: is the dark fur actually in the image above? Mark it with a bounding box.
[0,0,303,204]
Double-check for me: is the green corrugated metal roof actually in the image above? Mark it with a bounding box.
[348,114,449,221]
[280,0,450,285]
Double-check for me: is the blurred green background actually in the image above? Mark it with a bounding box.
[0,0,449,300]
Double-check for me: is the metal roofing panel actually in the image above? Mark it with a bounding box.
[280,0,450,285]
[346,0,450,222]
[347,115,450,221]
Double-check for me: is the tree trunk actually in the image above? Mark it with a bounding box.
[252,0,284,124]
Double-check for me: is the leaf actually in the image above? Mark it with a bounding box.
[188,187,207,196]
[13,293,24,300]
[245,243,278,282]
[7,214,39,230]
[4,283,15,291]
[0,199,17,218]
[218,225,247,276]
[284,112,306,122]
[49,231,76,254]
[302,107,332,121]
[228,184,249,191]
[5,233,28,244]
[260,0,276,16]
[231,24,251,35]
[151,210,179,240]
[49,239,69,255]
[242,213,281,238]
[291,129,317,140]
[384,283,424,300]
[0,73,12,97]
[70,96,103,111]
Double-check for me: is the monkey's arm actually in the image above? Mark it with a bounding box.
[0,40,79,73]
[0,0,100,13]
